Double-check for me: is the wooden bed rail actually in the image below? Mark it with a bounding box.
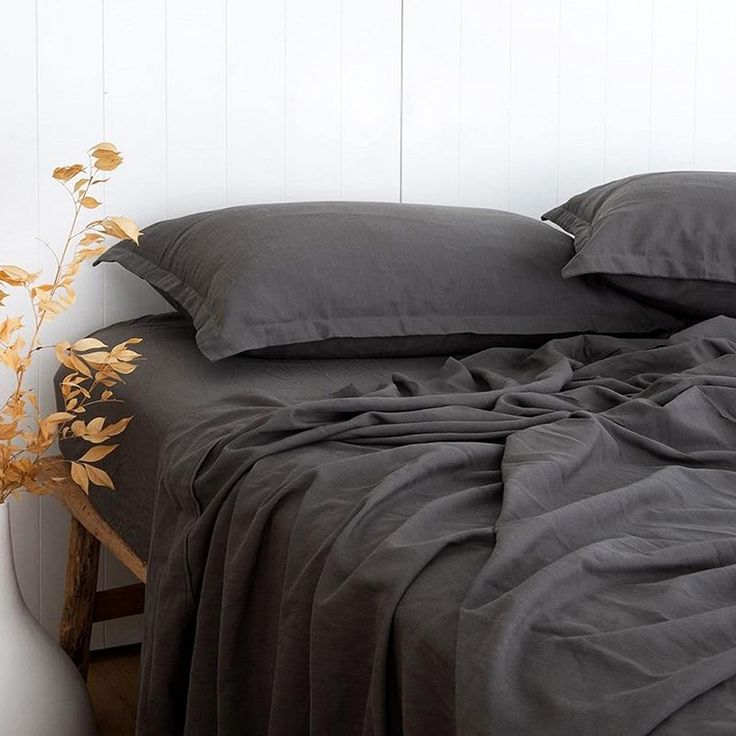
[42,459,147,679]
[47,464,147,583]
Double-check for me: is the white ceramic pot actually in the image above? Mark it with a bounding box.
[0,501,97,735]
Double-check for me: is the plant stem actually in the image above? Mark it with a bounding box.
[0,164,99,482]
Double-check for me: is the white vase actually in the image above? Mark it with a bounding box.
[0,501,97,736]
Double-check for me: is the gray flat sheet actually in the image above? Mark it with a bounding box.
[55,314,447,560]
[135,316,736,735]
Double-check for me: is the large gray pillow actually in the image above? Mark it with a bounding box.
[96,201,681,361]
[543,171,736,318]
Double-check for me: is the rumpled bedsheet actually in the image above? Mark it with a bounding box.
[138,317,736,735]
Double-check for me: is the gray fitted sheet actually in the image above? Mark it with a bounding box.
[55,313,448,560]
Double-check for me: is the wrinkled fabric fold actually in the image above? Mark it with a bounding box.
[139,317,736,735]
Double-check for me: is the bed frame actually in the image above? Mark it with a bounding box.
[48,459,147,680]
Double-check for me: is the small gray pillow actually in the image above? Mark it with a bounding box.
[96,201,681,361]
[543,171,736,318]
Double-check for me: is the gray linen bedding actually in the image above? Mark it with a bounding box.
[54,314,448,560]
[128,316,736,735]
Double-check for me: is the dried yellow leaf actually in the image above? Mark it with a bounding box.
[71,337,107,352]
[83,463,114,489]
[0,338,25,371]
[89,142,119,154]
[99,216,141,245]
[77,351,110,365]
[103,417,132,437]
[91,150,123,172]
[52,164,85,182]
[61,283,76,306]
[37,299,66,317]
[55,341,74,369]
[79,232,104,245]
[78,246,107,260]
[44,411,75,424]
[116,350,141,362]
[69,354,92,377]
[80,196,101,209]
[63,260,81,279]
[78,444,118,463]
[111,361,137,374]
[0,317,23,343]
[70,462,89,493]
[0,265,38,286]
[87,416,105,434]
[0,422,18,440]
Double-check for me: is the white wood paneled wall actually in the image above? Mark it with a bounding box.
[1,0,735,647]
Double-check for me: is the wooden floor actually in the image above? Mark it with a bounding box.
[88,644,141,736]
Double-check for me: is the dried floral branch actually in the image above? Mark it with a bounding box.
[0,143,142,501]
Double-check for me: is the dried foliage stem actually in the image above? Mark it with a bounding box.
[5,176,87,413]
[0,142,143,502]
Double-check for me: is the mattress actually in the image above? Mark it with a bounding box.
[55,313,448,560]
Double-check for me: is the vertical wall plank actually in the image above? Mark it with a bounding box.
[557,0,607,202]
[101,0,169,647]
[604,0,653,180]
[693,0,736,170]
[167,0,227,218]
[341,0,402,201]
[226,0,286,205]
[36,0,104,636]
[0,0,40,619]
[104,0,169,328]
[284,0,342,201]
[508,0,561,217]
[458,0,512,209]
[650,0,698,170]
[401,0,461,205]
[36,0,105,347]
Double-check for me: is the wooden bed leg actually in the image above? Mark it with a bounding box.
[59,515,100,681]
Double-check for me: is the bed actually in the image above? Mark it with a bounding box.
[53,189,736,734]
[53,312,736,735]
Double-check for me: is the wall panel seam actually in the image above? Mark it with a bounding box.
[34,0,42,622]
[224,0,229,207]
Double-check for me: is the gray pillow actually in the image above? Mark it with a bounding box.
[543,171,736,318]
[96,201,681,361]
